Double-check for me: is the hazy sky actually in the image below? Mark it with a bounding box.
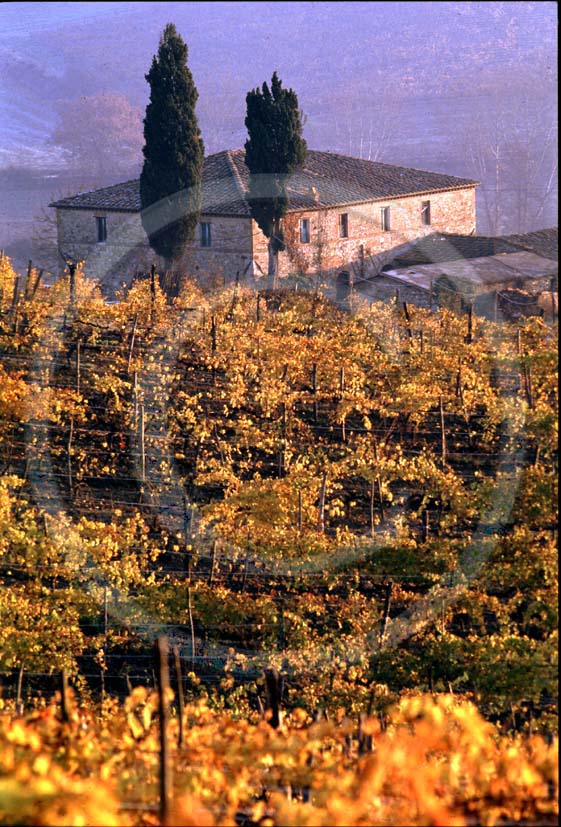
[1,1,556,167]
[0,0,557,264]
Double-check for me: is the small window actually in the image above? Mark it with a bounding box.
[200,222,212,247]
[300,218,310,244]
[96,216,107,243]
[381,206,391,232]
[421,201,431,226]
[339,213,349,238]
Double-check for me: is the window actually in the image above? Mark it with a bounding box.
[381,206,391,232]
[339,213,349,238]
[200,222,212,247]
[300,218,310,244]
[95,216,107,243]
[421,200,431,226]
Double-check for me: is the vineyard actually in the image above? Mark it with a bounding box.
[0,254,558,824]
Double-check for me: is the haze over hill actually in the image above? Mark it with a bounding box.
[0,1,557,268]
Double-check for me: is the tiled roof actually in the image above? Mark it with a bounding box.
[383,250,557,292]
[385,229,558,269]
[498,228,558,262]
[50,150,478,215]
[386,233,522,267]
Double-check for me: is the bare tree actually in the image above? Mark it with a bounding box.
[465,85,557,236]
[332,89,403,162]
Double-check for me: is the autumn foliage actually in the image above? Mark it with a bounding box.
[0,688,557,826]
[0,253,558,823]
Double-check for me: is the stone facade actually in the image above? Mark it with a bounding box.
[274,187,477,280]
[55,185,477,292]
[56,210,255,292]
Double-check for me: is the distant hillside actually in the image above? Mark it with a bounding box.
[1,1,556,163]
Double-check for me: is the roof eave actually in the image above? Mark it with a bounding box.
[50,204,140,212]
[284,182,480,214]
[50,204,250,218]
[50,181,479,215]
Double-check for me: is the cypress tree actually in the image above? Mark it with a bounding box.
[244,72,307,288]
[140,24,204,281]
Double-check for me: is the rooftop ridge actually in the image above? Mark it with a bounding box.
[224,149,248,198]
[50,148,481,213]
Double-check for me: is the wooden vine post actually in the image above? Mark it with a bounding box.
[372,440,385,522]
[127,313,138,375]
[379,581,393,646]
[30,269,43,301]
[208,539,218,586]
[23,260,33,300]
[422,508,430,542]
[187,585,196,673]
[523,361,534,410]
[10,274,20,315]
[16,662,24,715]
[210,314,217,385]
[68,261,76,309]
[139,404,146,483]
[439,395,447,466]
[150,264,156,326]
[173,645,185,749]
[369,479,376,537]
[311,363,318,421]
[60,670,70,724]
[264,668,283,729]
[465,301,474,344]
[402,301,413,340]
[317,471,327,533]
[155,636,173,826]
[133,370,139,427]
[67,417,74,494]
[75,341,81,395]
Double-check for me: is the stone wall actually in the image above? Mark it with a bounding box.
[55,186,477,291]
[268,187,477,280]
[56,209,255,292]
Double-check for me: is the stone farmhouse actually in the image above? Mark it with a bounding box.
[51,149,479,292]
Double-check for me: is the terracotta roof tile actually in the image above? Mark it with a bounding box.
[51,149,478,215]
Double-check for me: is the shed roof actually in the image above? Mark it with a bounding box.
[498,228,558,262]
[384,229,558,269]
[380,250,558,293]
[50,149,478,215]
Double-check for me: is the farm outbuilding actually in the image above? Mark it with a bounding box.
[357,228,558,320]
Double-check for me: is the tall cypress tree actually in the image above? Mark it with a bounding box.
[245,72,307,288]
[140,24,204,278]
